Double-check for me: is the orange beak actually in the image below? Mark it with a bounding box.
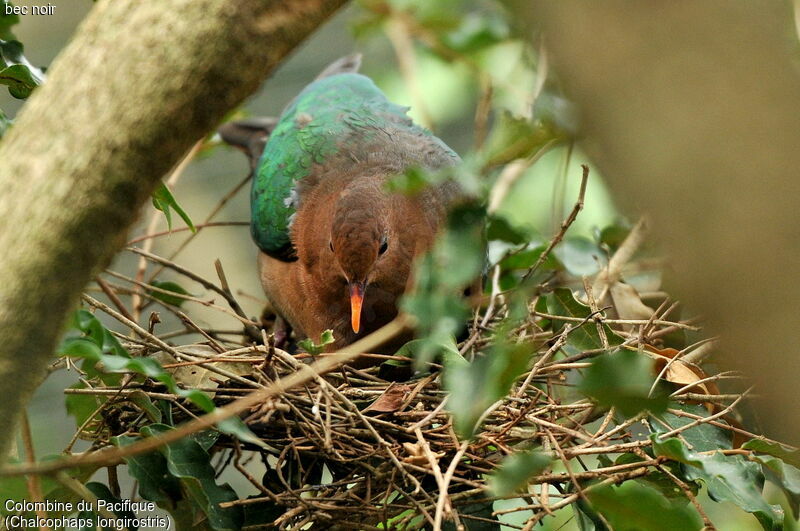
[349,282,365,334]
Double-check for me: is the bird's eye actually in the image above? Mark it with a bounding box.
[329,240,334,252]
[379,238,388,255]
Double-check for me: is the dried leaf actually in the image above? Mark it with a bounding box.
[363,383,412,414]
[609,281,653,329]
[647,346,714,394]
[646,345,718,413]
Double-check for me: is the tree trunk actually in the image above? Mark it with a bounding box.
[0,0,347,457]
[531,1,800,443]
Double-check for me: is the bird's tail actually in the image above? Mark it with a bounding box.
[217,53,363,167]
[217,117,278,171]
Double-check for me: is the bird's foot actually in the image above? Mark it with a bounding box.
[273,315,292,351]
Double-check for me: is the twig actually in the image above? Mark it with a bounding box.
[20,412,48,531]
[126,221,249,245]
[82,294,260,389]
[148,174,252,279]
[434,440,469,530]
[125,247,261,340]
[0,316,410,477]
[95,276,134,322]
[522,165,589,283]
[131,140,203,321]
[592,216,648,302]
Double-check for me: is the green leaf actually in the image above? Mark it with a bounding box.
[386,166,433,195]
[586,480,702,531]
[486,214,532,245]
[599,224,631,251]
[499,245,561,272]
[483,111,562,167]
[65,351,123,429]
[69,309,128,357]
[378,508,425,530]
[489,449,551,496]
[128,390,163,423]
[61,334,117,427]
[143,424,243,531]
[574,502,607,531]
[745,440,800,518]
[152,182,196,232]
[396,336,460,363]
[652,402,732,452]
[402,201,486,367]
[445,339,531,437]
[62,310,264,447]
[148,280,191,307]
[297,329,335,355]
[754,455,800,496]
[65,380,104,427]
[115,428,242,531]
[609,454,699,501]
[78,482,139,531]
[439,203,488,288]
[753,454,800,519]
[546,288,621,351]
[554,237,606,276]
[611,452,699,503]
[579,350,668,417]
[743,439,800,469]
[192,430,221,452]
[652,436,784,530]
[442,11,509,54]
[113,435,182,504]
[639,469,697,501]
[0,1,20,40]
[0,39,44,99]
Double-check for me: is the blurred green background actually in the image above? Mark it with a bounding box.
[3,1,790,529]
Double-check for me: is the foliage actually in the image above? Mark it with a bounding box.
[653,436,785,530]
[401,200,485,367]
[77,482,139,530]
[579,349,668,417]
[151,182,196,232]
[0,38,44,99]
[115,427,242,530]
[147,280,192,307]
[60,310,263,445]
[444,335,532,437]
[297,329,335,354]
[0,0,19,41]
[584,480,703,531]
[489,449,551,496]
[0,2,43,100]
[2,0,794,529]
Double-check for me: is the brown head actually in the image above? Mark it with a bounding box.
[329,186,393,335]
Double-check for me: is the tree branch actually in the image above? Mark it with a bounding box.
[0,0,348,457]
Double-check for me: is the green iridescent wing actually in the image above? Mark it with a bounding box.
[251,72,425,260]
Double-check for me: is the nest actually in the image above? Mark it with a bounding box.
[61,169,763,530]
[65,236,762,531]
